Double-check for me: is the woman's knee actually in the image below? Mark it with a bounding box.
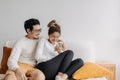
[76,58,84,67]
[65,50,74,57]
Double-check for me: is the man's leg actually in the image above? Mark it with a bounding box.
[27,69,45,80]
[4,70,17,80]
[18,62,45,80]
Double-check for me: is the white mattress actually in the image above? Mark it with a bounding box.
[0,74,5,80]
[0,74,107,80]
[81,77,107,80]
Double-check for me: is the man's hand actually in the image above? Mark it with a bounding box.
[15,68,27,80]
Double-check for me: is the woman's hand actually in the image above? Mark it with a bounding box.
[55,43,63,53]
[55,40,66,53]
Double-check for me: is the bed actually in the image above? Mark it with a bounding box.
[0,74,107,80]
[0,75,107,80]
[0,41,111,80]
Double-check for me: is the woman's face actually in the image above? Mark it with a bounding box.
[48,32,60,44]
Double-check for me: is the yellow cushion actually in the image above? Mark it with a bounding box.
[72,62,111,79]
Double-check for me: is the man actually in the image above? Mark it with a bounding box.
[4,18,45,80]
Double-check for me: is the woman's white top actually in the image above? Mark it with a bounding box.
[35,37,60,63]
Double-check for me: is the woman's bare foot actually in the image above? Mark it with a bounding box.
[61,73,68,80]
[55,72,68,80]
[58,72,63,75]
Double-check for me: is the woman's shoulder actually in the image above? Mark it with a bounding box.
[39,37,47,42]
[39,36,45,40]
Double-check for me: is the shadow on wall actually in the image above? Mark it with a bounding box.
[65,41,96,62]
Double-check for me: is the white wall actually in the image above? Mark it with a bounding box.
[0,0,120,79]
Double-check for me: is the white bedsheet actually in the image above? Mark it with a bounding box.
[0,74,107,80]
[81,77,107,80]
[0,74,5,80]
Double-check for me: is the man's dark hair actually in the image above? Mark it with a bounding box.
[24,18,40,33]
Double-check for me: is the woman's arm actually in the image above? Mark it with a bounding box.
[35,38,50,63]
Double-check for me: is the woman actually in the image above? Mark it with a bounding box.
[35,20,84,80]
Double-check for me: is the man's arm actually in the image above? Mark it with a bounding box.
[7,41,21,70]
[15,68,27,80]
[7,40,27,80]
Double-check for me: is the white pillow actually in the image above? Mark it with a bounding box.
[4,41,16,48]
[81,77,107,80]
[66,41,96,62]
[0,74,6,80]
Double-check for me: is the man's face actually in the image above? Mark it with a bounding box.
[27,24,41,39]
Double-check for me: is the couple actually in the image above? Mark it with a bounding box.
[4,18,84,80]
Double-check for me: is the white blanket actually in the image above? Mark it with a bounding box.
[0,74,5,80]
[0,74,107,80]
[81,77,107,80]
